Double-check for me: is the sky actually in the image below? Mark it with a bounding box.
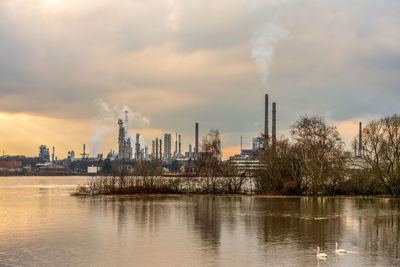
[0,0,400,159]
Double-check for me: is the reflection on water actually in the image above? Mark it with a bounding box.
[0,177,400,266]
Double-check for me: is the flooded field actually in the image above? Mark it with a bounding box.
[0,176,399,266]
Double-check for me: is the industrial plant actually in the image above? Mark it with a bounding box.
[0,92,366,176]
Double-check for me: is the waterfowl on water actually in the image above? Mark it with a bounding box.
[335,242,346,253]
[316,246,328,258]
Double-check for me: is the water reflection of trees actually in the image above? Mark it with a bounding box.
[85,196,175,235]
[250,198,400,260]
[81,196,400,261]
[353,199,400,260]
[191,197,221,246]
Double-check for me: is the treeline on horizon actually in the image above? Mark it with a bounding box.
[77,113,400,198]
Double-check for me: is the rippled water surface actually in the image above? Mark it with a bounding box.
[1,176,400,266]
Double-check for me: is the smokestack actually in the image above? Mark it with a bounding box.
[175,133,178,156]
[195,123,199,154]
[359,122,362,157]
[52,146,55,162]
[135,133,140,160]
[83,144,86,159]
[178,134,181,156]
[240,135,243,153]
[272,102,277,145]
[152,140,155,159]
[156,138,159,160]
[265,94,269,146]
[159,139,162,161]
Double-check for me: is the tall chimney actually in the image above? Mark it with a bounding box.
[152,140,155,159]
[272,102,277,145]
[240,135,243,154]
[265,94,269,146]
[155,138,159,160]
[195,123,199,155]
[178,134,181,156]
[175,133,178,156]
[359,122,362,157]
[159,139,162,161]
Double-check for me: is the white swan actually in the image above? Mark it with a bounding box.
[335,242,346,253]
[316,246,328,258]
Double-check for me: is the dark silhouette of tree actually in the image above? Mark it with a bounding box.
[290,115,345,195]
[256,115,345,196]
[194,129,222,192]
[362,114,400,197]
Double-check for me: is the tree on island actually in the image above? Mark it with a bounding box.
[194,129,222,192]
[256,115,345,196]
[362,114,400,197]
[291,115,345,196]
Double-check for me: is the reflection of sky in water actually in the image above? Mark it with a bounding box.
[0,176,399,266]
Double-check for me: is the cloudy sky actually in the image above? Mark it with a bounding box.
[0,0,399,159]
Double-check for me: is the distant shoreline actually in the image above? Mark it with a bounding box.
[0,173,99,177]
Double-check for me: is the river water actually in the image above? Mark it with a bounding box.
[0,176,399,266]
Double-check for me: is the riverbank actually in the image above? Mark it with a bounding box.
[71,174,400,198]
[72,190,398,199]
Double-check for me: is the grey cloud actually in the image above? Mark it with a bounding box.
[1,0,400,149]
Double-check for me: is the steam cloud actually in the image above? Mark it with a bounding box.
[252,24,288,85]
[90,99,150,156]
[251,1,293,86]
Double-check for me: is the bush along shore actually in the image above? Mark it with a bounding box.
[73,160,251,196]
[73,174,251,196]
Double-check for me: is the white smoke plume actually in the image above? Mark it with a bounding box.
[252,23,288,85]
[90,99,150,156]
[122,105,150,130]
[251,0,293,86]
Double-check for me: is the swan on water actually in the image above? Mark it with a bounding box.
[316,246,328,258]
[335,242,346,253]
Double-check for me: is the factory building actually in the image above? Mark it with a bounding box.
[67,151,75,161]
[229,155,261,176]
[252,137,264,152]
[144,146,149,160]
[164,133,172,161]
[39,145,50,162]
[155,138,159,160]
[135,133,142,160]
[229,93,277,174]
[118,119,132,160]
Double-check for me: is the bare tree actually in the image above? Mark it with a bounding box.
[221,161,246,194]
[255,138,295,194]
[362,115,400,197]
[133,160,163,190]
[290,115,345,195]
[194,129,222,192]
